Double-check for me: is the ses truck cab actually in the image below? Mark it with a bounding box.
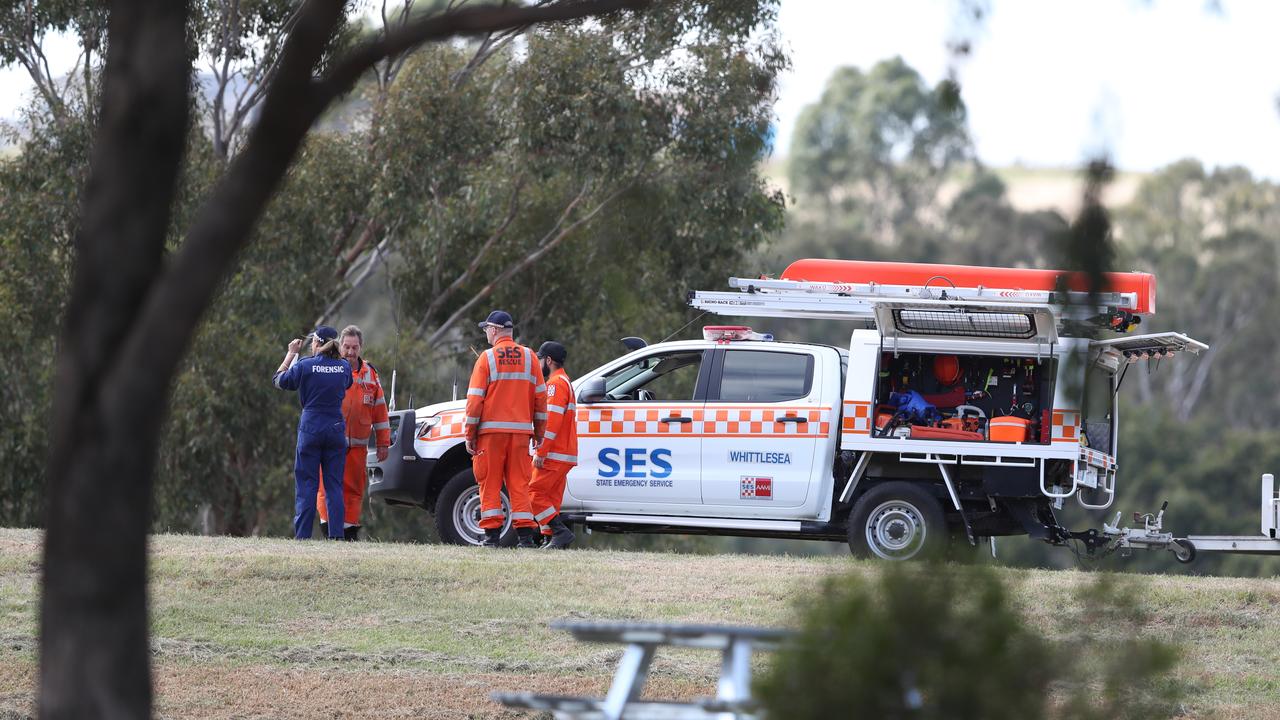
[368,259,1209,560]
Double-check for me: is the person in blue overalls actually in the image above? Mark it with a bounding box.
[273,325,351,539]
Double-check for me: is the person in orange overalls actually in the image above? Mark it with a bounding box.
[529,341,577,549]
[466,310,547,548]
[317,325,390,541]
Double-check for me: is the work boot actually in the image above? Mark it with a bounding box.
[481,529,501,548]
[546,517,575,549]
[344,525,360,542]
[319,521,328,538]
[516,527,539,549]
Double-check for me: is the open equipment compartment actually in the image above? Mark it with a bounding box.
[872,350,1054,445]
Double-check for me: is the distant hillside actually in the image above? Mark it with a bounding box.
[760,158,1146,218]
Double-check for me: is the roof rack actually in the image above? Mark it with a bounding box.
[688,276,1142,341]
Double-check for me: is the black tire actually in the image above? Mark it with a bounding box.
[847,481,948,561]
[1172,539,1197,564]
[433,468,516,547]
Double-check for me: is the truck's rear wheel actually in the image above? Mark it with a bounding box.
[433,468,515,547]
[848,481,947,561]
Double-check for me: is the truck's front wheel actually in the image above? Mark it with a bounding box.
[848,481,947,561]
[433,468,515,547]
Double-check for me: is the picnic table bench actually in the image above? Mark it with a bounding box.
[491,620,794,720]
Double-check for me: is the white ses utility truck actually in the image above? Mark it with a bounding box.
[369,259,1279,561]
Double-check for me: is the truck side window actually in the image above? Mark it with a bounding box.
[603,350,703,402]
[718,351,813,403]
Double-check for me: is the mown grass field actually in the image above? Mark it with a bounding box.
[1,527,1279,719]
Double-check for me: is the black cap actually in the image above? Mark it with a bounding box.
[537,341,567,365]
[478,310,514,329]
[311,325,338,342]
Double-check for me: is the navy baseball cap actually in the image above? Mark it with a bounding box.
[478,310,514,329]
[537,341,567,364]
[311,325,338,341]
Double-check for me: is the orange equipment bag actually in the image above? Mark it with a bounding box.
[941,416,981,433]
[989,416,1031,442]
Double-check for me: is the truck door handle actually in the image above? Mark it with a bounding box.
[777,416,808,423]
[660,416,692,424]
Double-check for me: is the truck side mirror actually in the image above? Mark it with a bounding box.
[578,377,607,404]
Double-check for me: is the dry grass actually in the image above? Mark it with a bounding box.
[1,528,1279,718]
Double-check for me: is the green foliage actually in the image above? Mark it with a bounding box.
[757,564,1181,720]
[788,57,971,230]
[0,105,94,527]
[0,2,786,538]
[1114,160,1280,427]
[376,6,787,388]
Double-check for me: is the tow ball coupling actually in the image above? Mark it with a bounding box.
[1100,501,1197,564]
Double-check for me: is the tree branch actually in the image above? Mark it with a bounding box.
[416,179,526,334]
[316,231,396,327]
[423,175,639,347]
[314,0,649,107]
[118,0,650,406]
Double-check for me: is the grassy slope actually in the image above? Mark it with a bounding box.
[1,528,1278,719]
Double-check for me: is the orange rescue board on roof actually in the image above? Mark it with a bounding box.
[780,259,1157,315]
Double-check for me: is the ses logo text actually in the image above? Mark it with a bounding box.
[595,448,673,488]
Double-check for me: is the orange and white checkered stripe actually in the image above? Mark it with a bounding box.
[421,410,468,443]
[1051,410,1080,444]
[841,400,873,436]
[1081,447,1116,471]
[575,405,832,438]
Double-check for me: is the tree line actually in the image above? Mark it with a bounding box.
[3,5,1278,577]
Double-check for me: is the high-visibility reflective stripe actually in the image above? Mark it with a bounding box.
[547,452,578,463]
[535,384,546,393]
[465,416,480,425]
[510,511,535,521]
[548,404,567,414]
[540,524,551,533]
[523,348,531,376]
[534,412,548,421]
[348,436,369,447]
[480,421,533,431]
[361,368,373,383]
[544,431,557,440]
[566,403,576,412]
[535,506,557,522]
[481,508,505,519]
[372,421,390,431]
[467,388,486,397]
[493,372,536,382]
[374,397,386,406]
[486,349,497,378]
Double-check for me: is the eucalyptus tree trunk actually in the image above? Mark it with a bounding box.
[40,1,190,716]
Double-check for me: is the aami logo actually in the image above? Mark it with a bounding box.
[598,448,673,478]
[740,476,773,500]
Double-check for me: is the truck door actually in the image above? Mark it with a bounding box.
[567,347,710,507]
[700,347,834,515]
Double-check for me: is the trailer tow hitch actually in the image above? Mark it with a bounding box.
[1073,501,1197,564]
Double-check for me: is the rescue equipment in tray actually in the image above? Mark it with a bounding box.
[702,326,774,343]
[989,416,1031,443]
[886,390,942,426]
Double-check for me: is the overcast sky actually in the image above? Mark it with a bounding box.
[3,1,1278,179]
[774,0,1280,179]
